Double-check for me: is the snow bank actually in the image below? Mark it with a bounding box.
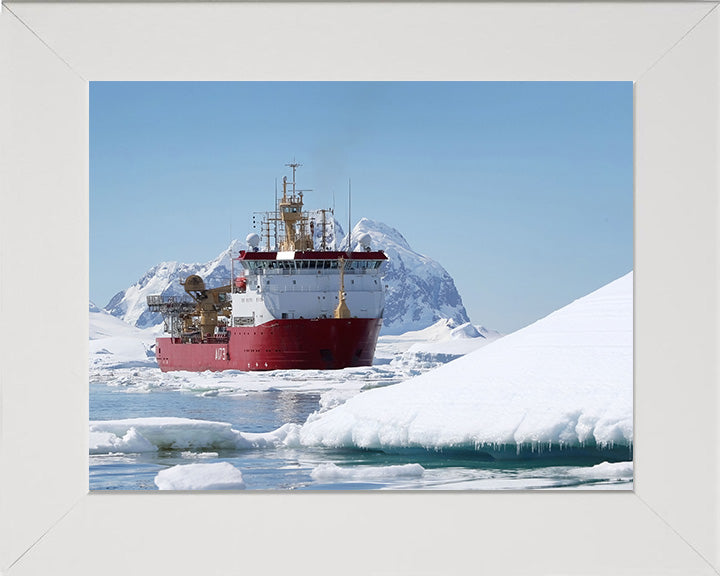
[311,463,425,482]
[154,462,246,490]
[89,417,300,454]
[373,319,502,373]
[300,272,633,453]
[89,302,158,369]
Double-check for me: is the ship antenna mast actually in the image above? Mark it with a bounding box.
[286,160,301,199]
[229,220,233,287]
[347,178,352,253]
[274,177,278,250]
[230,243,235,292]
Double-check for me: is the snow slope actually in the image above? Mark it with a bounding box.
[89,302,157,369]
[375,318,502,368]
[299,272,633,453]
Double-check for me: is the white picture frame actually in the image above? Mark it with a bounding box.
[1,2,718,574]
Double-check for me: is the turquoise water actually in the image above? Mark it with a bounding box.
[90,383,633,491]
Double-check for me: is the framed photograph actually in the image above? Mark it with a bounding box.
[87,79,634,493]
[1,2,718,574]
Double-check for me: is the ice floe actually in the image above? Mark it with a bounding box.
[89,417,300,454]
[311,463,425,482]
[154,462,246,490]
[570,460,634,480]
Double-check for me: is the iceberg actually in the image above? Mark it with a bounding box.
[299,272,633,454]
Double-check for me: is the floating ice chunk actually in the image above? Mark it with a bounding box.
[311,463,425,482]
[89,417,250,452]
[89,427,157,455]
[181,451,220,459]
[89,417,300,454]
[242,423,302,448]
[571,461,634,480]
[154,462,246,490]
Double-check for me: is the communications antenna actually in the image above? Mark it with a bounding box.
[274,178,278,250]
[347,179,352,252]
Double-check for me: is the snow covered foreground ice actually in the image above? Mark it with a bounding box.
[89,414,633,489]
[90,272,632,489]
[299,272,633,453]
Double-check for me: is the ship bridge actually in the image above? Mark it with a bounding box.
[231,250,387,326]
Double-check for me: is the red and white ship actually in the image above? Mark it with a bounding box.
[148,163,388,372]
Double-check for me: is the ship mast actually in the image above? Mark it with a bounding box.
[346,178,353,253]
[278,161,313,251]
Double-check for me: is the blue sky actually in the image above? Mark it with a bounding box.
[90,81,632,333]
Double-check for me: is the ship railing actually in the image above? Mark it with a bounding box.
[203,335,230,344]
[147,294,197,315]
[147,294,164,306]
[261,268,369,276]
[266,287,376,297]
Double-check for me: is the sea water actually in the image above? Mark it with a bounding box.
[89,381,633,491]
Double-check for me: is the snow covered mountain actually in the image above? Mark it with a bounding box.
[344,218,469,334]
[105,239,246,329]
[105,219,471,334]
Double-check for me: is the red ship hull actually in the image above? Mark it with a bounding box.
[155,317,383,372]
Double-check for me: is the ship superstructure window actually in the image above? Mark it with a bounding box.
[240,257,384,273]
